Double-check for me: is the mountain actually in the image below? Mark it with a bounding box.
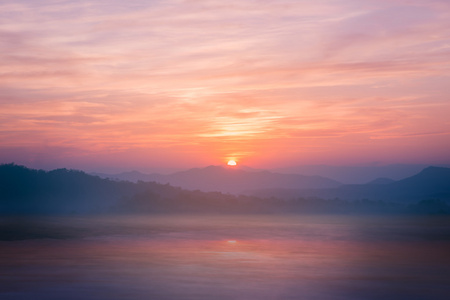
[92,165,266,183]
[2,164,449,216]
[0,164,345,215]
[94,165,342,194]
[0,164,250,214]
[393,166,450,189]
[91,170,159,183]
[0,164,141,214]
[271,164,450,184]
[247,166,450,203]
[366,178,395,185]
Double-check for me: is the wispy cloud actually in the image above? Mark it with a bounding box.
[1,0,449,170]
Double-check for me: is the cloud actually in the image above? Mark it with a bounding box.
[1,0,449,169]
[370,131,450,140]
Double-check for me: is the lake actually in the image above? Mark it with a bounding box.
[1,214,450,299]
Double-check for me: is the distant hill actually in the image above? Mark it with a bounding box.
[366,178,396,185]
[247,166,450,203]
[272,164,450,184]
[2,164,449,215]
[0,163,248,214]
[1,163,341,215]
[0,164,140,214]
[91,170,159,183]
[93,165,342,194]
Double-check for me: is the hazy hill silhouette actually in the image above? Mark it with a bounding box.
[2,164,449,216]
[0,164,140,214]
[91,170,159,183]
[1,164,293,215]
[272,164,450,183]
[94,165,342,194]
[0,164,291,215]
[366,178,395,185]
[248,166,450,203]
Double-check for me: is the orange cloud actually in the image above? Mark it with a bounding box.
[1,0,449,171]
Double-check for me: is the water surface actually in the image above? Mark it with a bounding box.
[1,215,450,299]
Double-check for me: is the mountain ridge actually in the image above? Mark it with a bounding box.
[93,165,342,194]
[272,163,450,183]
[247,166,450,203]
[1,164,449,215]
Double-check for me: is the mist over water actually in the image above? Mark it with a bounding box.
[1,215,450,300]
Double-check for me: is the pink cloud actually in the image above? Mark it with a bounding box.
[1,0,449,170]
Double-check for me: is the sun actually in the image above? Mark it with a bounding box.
[227,160,237,166]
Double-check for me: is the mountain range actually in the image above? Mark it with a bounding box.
[247,166,450,203]
[92,165,342,194]
[1,164,449,215]
[272,164,450,184]
[92,165,450,203]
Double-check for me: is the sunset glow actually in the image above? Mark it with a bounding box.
[227,160,237,166]
[1,0,449,172]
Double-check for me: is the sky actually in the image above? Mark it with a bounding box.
[1,0,450,173]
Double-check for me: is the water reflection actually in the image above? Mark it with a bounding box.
[1,215,450,299]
